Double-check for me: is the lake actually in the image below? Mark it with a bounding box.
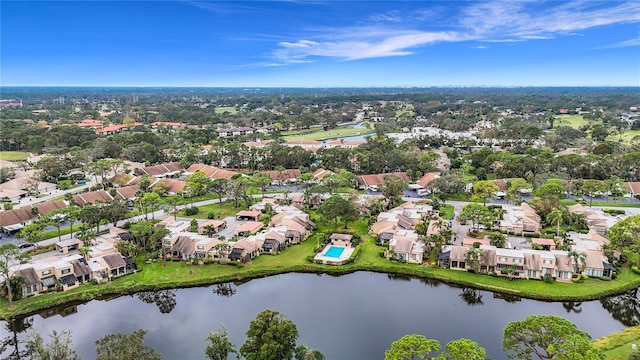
[3,272,638,359]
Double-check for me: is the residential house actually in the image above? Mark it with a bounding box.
[199,219,226,235]
[236,210,262,221]
[324,139,365,149]
[235,221,264,236]
[262,169,301,184]
[186,164,237,180]
[137,161,184,178]
[356,172,410,190]
[0,200,67,232]
[98,253,128,279]
[387,238,425,264]
[261,230,286,254]
[217,127,254,137]
[14,267,41,298]
[229,240,259,263]
[498,203,541,234]
[283,139,322,152]
[623,182,640,197]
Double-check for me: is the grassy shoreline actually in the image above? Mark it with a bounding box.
[2,242,640,320]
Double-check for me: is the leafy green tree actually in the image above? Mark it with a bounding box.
[141,192,161,220]
[506,178,532,204]
[252,174,273,199]
[502,315,604,360]
[210,178,229,207]
[426,174,465,204]
[580,180,606,208]
[317,195,357,229]
[295,345,325,360]
[0,243,31,308]
[384,334,440,360]
[534,179,566,201]
[205,325,237,360]
[95,329,162,360]
[381,175,408,209]
[130,220,156,253]
[472,181,499,206]
[26,329,80,360]
[458,204,493,232]
[240,310,299,360]
[607,215,640,265]
[437,338,486,360]
[186,170,212,204]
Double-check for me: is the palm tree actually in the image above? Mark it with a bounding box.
[568,250,587,274]
[78,246,91,260]
[546,209,565,237]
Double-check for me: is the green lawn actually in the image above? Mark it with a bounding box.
[214,106,238,115]
[593,326,640,360]
[178,201,248,219]
[554,114,602,129]
[560,199,640,208]
[0,151,30,161]
[282,126,374,141]
[608,129,640,144]
[439,204,454,220]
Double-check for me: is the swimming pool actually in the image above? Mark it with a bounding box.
[324,246,345,258]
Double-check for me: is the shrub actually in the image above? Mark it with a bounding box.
[581,274,589,280]
[603,208,625,215]
[490,271,498,277]
[207,212,215,219]
[631,265,640,276]
[184,206,199,216]
[571,277,583,283]
[543,274,555,283]
[523,232,541,238]
[598,276,611,281]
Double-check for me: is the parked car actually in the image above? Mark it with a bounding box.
[18,242,34,249]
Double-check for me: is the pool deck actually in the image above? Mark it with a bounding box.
[314,245,354,265]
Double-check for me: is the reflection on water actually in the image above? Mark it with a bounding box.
[562,301,583,314]
[0,273,637,359]
[213,283,236,297]
[600,288,640,326]
[135,290,177,314]
[0,316,33,360]
[460,288,484,306]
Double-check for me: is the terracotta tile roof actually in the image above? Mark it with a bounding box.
[187,164,237,180]
[356,172,409,187]
[113,185,140,200]
[152,179,186,193]
[235,221,264,234]
[0,207,35,227]
[140,162,183,176]
[236,210,262,218]
[312,168,335,180]
[32,200,67,216]
[417,172,440,187]
[263,169,301,181]
[73,190,113,206]
[624,182,640,195]
[233,239,258,252]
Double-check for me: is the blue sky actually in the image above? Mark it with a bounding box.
[1,1,639,87]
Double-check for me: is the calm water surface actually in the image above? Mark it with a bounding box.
[3,272,638,359]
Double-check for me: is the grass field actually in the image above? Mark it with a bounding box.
[555,114,602,129]
[439,204,454,220]
[214,106,238,115]
[593,326,640,359]
[282,127,375,141]
[608,129,640,143]
[178,201,248,219]
[0,151,30,161]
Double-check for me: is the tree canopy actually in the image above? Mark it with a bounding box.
[240,310,299,360]
[502,315,604,360]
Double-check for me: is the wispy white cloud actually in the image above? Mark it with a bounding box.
[264,1,640,66]
[597,37,640,49]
